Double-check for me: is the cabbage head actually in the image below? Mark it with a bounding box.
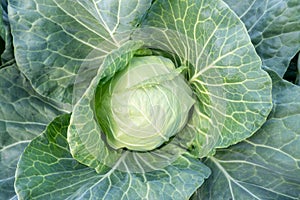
[96,56,195,151]
[1,0,299,199]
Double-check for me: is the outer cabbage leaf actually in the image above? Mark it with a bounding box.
[0,64,67,199]
[7,0,151,103]
[194,71,300,199]
[1,0,14,65]
[224,0,300,77]
[15,114,211,200]
[297,53,300,85]
[133,0,272,157]
[0,5,4,40]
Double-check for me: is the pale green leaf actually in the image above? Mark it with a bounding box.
[133,0,273,157]
[15,114,211,200]
[224,0,300,77]
[95,56,194,151]
[194,71,300,200]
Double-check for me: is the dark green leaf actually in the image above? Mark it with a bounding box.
[0,64,67,199]
[1,0,14,65]
[224,0,300,77]
[8,0,152,103]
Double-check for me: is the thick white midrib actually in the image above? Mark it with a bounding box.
[161,28,184,65]
[193,0,205,71]
[111,0,122,34]
[151,151,172,161]
[91,0,120,46]
[216,159,269,169]
[133,153,146,173]
[77,151,129,198]
[191,42,254,81]
[36,98,71,114]
[37,4,110,53]
[192,80,272,104]
[52,0,118,48]
[209,156,261,200]
[216,159,298,199]
[132,153,151,198]
[247,0,283,33]
[246,0,269,33]
[8,195,17,200]
[31,170,97,200]
[245,139,297,162]
[118,153,132,200]
[136,153,169,173]
[0,176,14,183]
[15,90,72,113]
[169,1,189,66]
[0,119,46,126]
[0,140,31,152]
[238,0,257,19]
[194,10,230,73]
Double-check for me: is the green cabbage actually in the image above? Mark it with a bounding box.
[96,56,194,151]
